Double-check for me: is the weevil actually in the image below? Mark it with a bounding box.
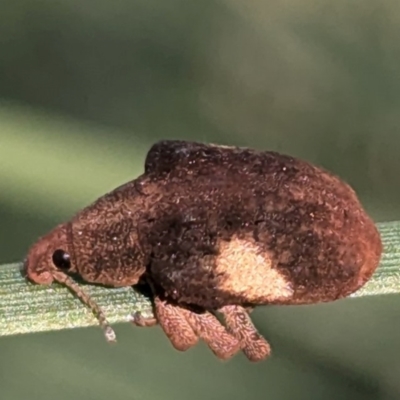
[24,140,382,362]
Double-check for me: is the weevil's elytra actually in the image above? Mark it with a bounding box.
[24,140,382,362]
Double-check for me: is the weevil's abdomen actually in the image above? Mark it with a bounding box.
[218,203,382,306]
[144,141,382,309]
[258,172,382,305]
[174,202,382,308]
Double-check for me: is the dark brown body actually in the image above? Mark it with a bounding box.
[25,140,382,362]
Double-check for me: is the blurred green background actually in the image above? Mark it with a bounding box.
[1,0,400,399]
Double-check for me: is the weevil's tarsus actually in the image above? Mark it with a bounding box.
[179,306,241,360]
[219,304,271,362]
[130,311,158,327]
[153,296,199,351]
[52,270,116,343]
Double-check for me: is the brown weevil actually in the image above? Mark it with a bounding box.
[24,140,382,362]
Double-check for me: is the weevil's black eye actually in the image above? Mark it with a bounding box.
[52,249,71,270]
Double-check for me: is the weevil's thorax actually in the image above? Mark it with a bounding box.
[68,180,149,287]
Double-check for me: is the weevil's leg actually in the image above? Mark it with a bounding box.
[179,307,241,360]
[131,278,198,351]
[218,305,271,362]
[152,296,199,351]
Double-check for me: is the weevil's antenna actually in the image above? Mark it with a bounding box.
[52,270,116,343]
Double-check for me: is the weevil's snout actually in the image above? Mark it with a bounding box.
[25,224,70,285]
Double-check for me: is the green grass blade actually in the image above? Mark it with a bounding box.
[0,221,399,338]
[0,263,153,337]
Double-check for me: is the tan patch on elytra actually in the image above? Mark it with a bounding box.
[215,237,293,303]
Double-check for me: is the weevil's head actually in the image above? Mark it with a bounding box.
[24,223,74,285]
